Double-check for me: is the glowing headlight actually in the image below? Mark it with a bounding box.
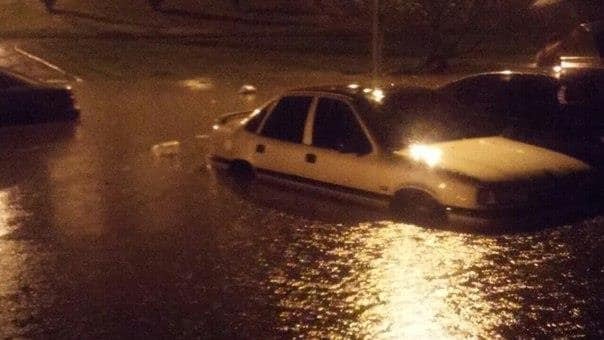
[409,144,442,167]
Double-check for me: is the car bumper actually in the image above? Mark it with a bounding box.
[446,202,601,229]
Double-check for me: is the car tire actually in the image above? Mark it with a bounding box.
[229,160,255,182]
[390,190,446,226]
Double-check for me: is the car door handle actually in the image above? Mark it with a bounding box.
[256,144,265,153]
[305,153,316,164]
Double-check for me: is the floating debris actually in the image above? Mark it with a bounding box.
[151,140,181,158]
[180,77,213,91]
[238,84,257,95]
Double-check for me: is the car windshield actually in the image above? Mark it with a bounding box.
[358,90,512,150]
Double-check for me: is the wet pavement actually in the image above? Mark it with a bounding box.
[1,42,603,338]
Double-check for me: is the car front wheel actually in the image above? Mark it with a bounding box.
[390,190,446,226]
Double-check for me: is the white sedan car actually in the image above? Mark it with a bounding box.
[208,84,598,226]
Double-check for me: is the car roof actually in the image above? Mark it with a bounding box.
[286,84,434,102]
[441,71,558,89]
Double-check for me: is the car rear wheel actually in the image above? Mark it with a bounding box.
[390,190,447,226]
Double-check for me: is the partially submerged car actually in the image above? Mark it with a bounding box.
[208,84,599,226]
[0,68,79,126]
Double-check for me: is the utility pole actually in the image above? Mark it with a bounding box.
[372,0,381,86]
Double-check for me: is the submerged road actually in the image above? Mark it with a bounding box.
[0,41,603,338]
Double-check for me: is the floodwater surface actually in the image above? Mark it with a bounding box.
[0,50,603,338]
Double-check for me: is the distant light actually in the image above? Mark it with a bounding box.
[501,70,513,75]
[363,88,372,94]
[347,83,360,89]
[553,65,563,73]
[370,88,385,103]
[180,78,213,91]
[409,144,442,168]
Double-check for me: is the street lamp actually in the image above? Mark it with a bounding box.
[372,0,381,86]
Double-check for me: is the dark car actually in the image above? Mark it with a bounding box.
[438,71,603,168]
[0,68,79,126]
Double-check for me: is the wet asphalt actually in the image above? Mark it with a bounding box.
[0,43,603,338]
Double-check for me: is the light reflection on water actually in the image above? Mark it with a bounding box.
[0,185,31,336]
[352,223,514,339]
[258,210,604,338]
[0,186,28,238]
[265,220,540,338]
[267,221,503,337]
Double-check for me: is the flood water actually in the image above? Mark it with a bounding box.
[1,65,603,338]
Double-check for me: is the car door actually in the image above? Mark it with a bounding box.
[0,74,12,118]
[303,96,386,197]
[251,95,315,179]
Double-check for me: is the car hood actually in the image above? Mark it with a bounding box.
[396,136,591,182]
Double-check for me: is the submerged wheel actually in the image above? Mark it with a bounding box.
[229,160,255,182]
[390,190,447,226]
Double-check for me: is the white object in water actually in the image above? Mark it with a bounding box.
[238,84,257,95]
[151,140,181,157]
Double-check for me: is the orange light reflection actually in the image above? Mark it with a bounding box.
[354,223,519,338]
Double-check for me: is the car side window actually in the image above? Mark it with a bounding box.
[260,96,312,143]
[312,97,371,154]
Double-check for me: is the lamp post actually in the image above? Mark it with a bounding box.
[372,0,381,86]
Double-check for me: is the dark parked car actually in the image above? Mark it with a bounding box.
[438,71,603,168]
[0,68,79,126]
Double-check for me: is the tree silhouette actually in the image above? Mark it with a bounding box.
[387,0,507,72]
[41,0,57,13]
[149,0,165,11]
